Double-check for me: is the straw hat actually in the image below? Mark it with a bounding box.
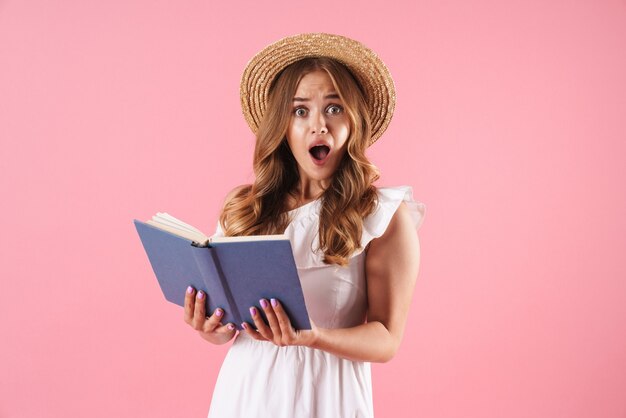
[240,33,396,145]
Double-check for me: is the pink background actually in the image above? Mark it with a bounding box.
[1,0,625,417]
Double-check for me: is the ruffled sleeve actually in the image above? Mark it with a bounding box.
[283,186,425,268]
[359,186,425,253]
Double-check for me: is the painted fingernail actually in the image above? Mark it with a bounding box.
[241,322,248,330]
[215,309,223,317]
[271,298,278,307]
[197,291,204,299]
[260,299,268,309]
[249,307,257,316]
[187,286,193,294]
[227,324,235,330]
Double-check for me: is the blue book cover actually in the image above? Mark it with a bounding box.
[133,218,311,331]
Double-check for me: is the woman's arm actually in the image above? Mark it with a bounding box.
[244,202,421,363]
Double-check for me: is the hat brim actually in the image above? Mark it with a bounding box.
[240,33,396,146]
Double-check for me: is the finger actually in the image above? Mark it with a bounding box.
[202,308,225,334]
[249,306,274,341]
[259,298,281,338]
[241,322,268,341]
[206,322,236,338]
[271,298,296,339]
[192,290,207,330]
[184,286,196,324]
[216,323,237,338]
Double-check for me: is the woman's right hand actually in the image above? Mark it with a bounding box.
[184,286,237,345]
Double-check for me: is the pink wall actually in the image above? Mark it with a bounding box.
[1,0,625,417]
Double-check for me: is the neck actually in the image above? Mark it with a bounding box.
[291,176,329,205]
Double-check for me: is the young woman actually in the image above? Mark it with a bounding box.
[184,33,425,417]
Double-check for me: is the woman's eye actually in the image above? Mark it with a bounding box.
[327,105,343,115]
[294,108,308,117]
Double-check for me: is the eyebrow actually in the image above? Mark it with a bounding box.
[293,93,341,102]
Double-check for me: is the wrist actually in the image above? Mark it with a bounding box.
[305,326,322,349]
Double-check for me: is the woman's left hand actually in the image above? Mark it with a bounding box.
[242,298,318,348]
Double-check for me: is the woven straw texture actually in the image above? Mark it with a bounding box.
[240,33,396,145]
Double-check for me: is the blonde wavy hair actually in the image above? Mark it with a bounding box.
[220,57,380,266]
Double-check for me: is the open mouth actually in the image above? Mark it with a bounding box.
[309,145,330,161]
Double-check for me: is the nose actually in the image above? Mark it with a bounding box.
[311,110,328,135]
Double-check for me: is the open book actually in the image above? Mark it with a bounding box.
[133,213,311,330]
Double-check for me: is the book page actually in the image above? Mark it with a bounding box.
[142,213,287,245]
[152,212,205,236]
[210,234,288,243]
[145,213,209,245]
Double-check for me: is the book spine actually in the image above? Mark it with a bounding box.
[190,246,240,327]
[206,249,243,327]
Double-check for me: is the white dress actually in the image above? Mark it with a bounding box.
[207,186,425,418]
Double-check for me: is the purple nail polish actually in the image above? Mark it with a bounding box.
[227,324,235,330]
[249,307,257,316]
[197,291,204,299]
[271,298,278,307]
[241,322,248,330]
[260,299,268,309]
[215,309,223,317]
[187,286,193,294]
